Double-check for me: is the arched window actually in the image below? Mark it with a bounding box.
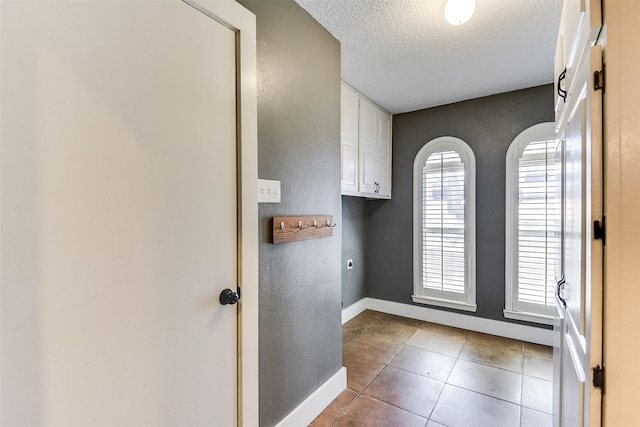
[413,137,476,312]
[504,122,557,324]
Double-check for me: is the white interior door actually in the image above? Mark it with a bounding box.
[557,43,604,427]
[1,1,242,425]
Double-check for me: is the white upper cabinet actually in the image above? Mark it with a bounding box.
[341,82,360,194]
[341,82,392,199]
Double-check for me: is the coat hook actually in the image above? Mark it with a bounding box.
[272,216,334,244]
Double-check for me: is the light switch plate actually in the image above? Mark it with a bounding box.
[258,179,281,203]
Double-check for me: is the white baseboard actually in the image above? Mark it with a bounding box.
[344,297,553,346]
[274,367,346,427]
[342,298,368,324]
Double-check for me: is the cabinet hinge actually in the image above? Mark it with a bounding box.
[594,216,606,246]
[594,66,605,92]
[593,365,605,392]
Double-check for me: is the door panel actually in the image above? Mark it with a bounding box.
[561,343,584,427]
[552,132,565,427]
[341,83,359,192]
[564,89,587,338]
[557,44,604,427]
[1,1,238,425]
[358,99,377,194]
[375,110,392,197]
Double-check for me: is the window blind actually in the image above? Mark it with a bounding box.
[517,139,557,308]
[422,151,465,294]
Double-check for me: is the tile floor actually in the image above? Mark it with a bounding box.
[310,310,554,427]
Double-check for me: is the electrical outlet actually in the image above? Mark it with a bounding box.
[257,179,281,203]
[347,259,354,270]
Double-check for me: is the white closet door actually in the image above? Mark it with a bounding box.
[1,1,240,425]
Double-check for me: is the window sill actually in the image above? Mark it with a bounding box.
[412,295,477,312]
[503,309,554,325]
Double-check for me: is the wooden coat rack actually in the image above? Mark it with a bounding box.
[272,215,335,244]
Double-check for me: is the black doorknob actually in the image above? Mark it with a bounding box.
[219,288,240,305]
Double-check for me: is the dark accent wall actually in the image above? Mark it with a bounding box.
[236,1,342,426]
[341,196,367,307]
[366,85,554,324]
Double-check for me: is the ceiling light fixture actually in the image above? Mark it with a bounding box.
[444,0,476,25]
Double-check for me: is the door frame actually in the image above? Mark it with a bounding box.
[184,1,258,425]
[601,1,640,424]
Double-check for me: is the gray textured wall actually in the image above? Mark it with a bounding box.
[341,196,367,308]
[236,1,342,426]
[366,85,554,324]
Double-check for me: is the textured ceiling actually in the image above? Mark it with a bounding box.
[293,0,562,114]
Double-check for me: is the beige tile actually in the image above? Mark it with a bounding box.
[310,388,358,427]
[344,315,379,333]
[342,334,402,391]
[430,385,520,427]
[520,407,553,427]
[383,313,424,328]
[421,322,469,339]
[359,309,386,319]
[363,366,444,418]
[426,421,446,427]
[342,328,359,345]
[467,332,523,351]
[447,359,522,404]
[522,375,553,414]
[523,354,553,381]
[388,345,456,383]
[364,319,419,343]
[343,357,385,392]
[333,394,427,427]
[343,334,403,365]
[459,336,523,372]
[407,327,467,357]
[524,342,553,359]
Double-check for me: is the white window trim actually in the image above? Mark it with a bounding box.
[413,136,476,312]
[505,122,556,325]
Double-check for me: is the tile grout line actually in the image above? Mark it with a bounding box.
[336,312,553,426]
[337,316,431,424]
[330,315,405,426]
[327,316,378,427]
[356,338,430,424]
[425,329,469,423]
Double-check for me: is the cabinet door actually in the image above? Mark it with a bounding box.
[341,83,359,195]
[344,86,393,199]
[374,109,392,198]
[358,98,378,195]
